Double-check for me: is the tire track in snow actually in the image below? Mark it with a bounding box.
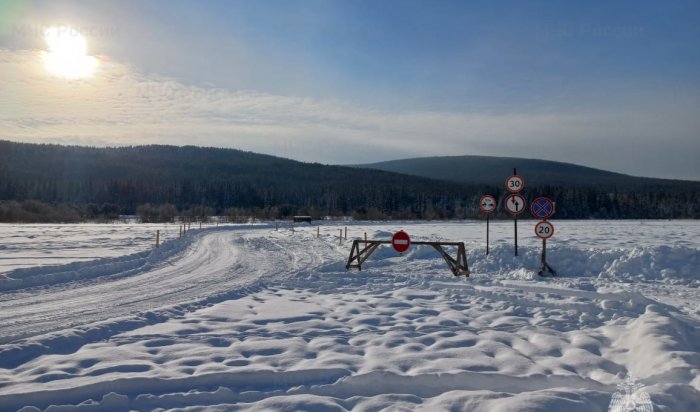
[0,228,297,343]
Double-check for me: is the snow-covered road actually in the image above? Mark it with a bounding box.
[1,229,230,341]
[0,221,698,411]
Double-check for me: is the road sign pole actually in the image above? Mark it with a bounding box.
[514,215,518,256]
[541,238,546,269]
[533,203,556,276]
[504,168,525,257]
[479,194,496,256]
[513,168,518,257]
[538,237,557,276]
[486,214,490,256]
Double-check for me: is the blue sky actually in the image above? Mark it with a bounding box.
[1,0,699,179]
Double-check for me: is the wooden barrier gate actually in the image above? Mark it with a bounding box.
[346,240,470,276]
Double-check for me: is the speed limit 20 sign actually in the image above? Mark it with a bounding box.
[505,175,524,193]
[534,220,554,239]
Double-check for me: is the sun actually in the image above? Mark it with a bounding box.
[43,25,98,79]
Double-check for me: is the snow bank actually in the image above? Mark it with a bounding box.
[466,243,699,283]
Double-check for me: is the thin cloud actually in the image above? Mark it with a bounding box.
[1,49,698,179]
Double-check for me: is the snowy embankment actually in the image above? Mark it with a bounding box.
[0,221,698,411]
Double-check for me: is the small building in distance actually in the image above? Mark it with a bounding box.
[292,215,312,223]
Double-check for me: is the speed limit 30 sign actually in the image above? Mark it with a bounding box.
[505,175,525,193]
[534,220,554,239]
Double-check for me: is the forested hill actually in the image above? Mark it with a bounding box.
[1,140,699,222]
[357,155,699,189]
[0,140,481,220]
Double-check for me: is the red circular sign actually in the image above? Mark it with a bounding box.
[391,230,411,253]
[505,175,525,193]
[479,195,497,213]
[504,194,526,215]
[530,197,555,219]
[534,220,554,239]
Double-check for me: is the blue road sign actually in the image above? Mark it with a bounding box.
[531,197,555,219]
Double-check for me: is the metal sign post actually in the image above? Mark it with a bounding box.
[505,169,525,256]
[534,220,556,276]
[479,195,496,255]
[532,197,556,276]
[504,193,526,256]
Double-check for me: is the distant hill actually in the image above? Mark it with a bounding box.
[356,155,698,188]
[0,140,698,221]
[0,140,480,221]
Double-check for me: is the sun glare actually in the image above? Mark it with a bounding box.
[43,25,97,79]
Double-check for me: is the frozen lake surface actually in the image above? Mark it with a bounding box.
[0,220,698,411]
[0,223,183,274]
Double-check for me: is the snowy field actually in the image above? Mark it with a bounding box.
[0,223,184,275]
[0,220,698,411]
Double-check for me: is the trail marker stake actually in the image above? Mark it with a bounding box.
[156,230,160,248]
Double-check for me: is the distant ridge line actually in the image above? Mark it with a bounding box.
[354,155,699,187]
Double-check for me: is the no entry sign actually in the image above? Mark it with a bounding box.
[535,220,554,239]
[504,194,526,215]
[531,197,555,219]
[479,195,497,213]
[505,175,525,193]
[391,230,411,253]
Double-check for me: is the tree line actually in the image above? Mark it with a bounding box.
[0,140,698,222]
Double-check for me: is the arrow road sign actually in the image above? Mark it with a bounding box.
[391,230,411,253]
[479,195,497,213]
[535,220,554,239]
[505,175,525,193]
[505,194,526,215]
[531,197,555,219]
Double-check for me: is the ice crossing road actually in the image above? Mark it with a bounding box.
[0,227,330,344]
